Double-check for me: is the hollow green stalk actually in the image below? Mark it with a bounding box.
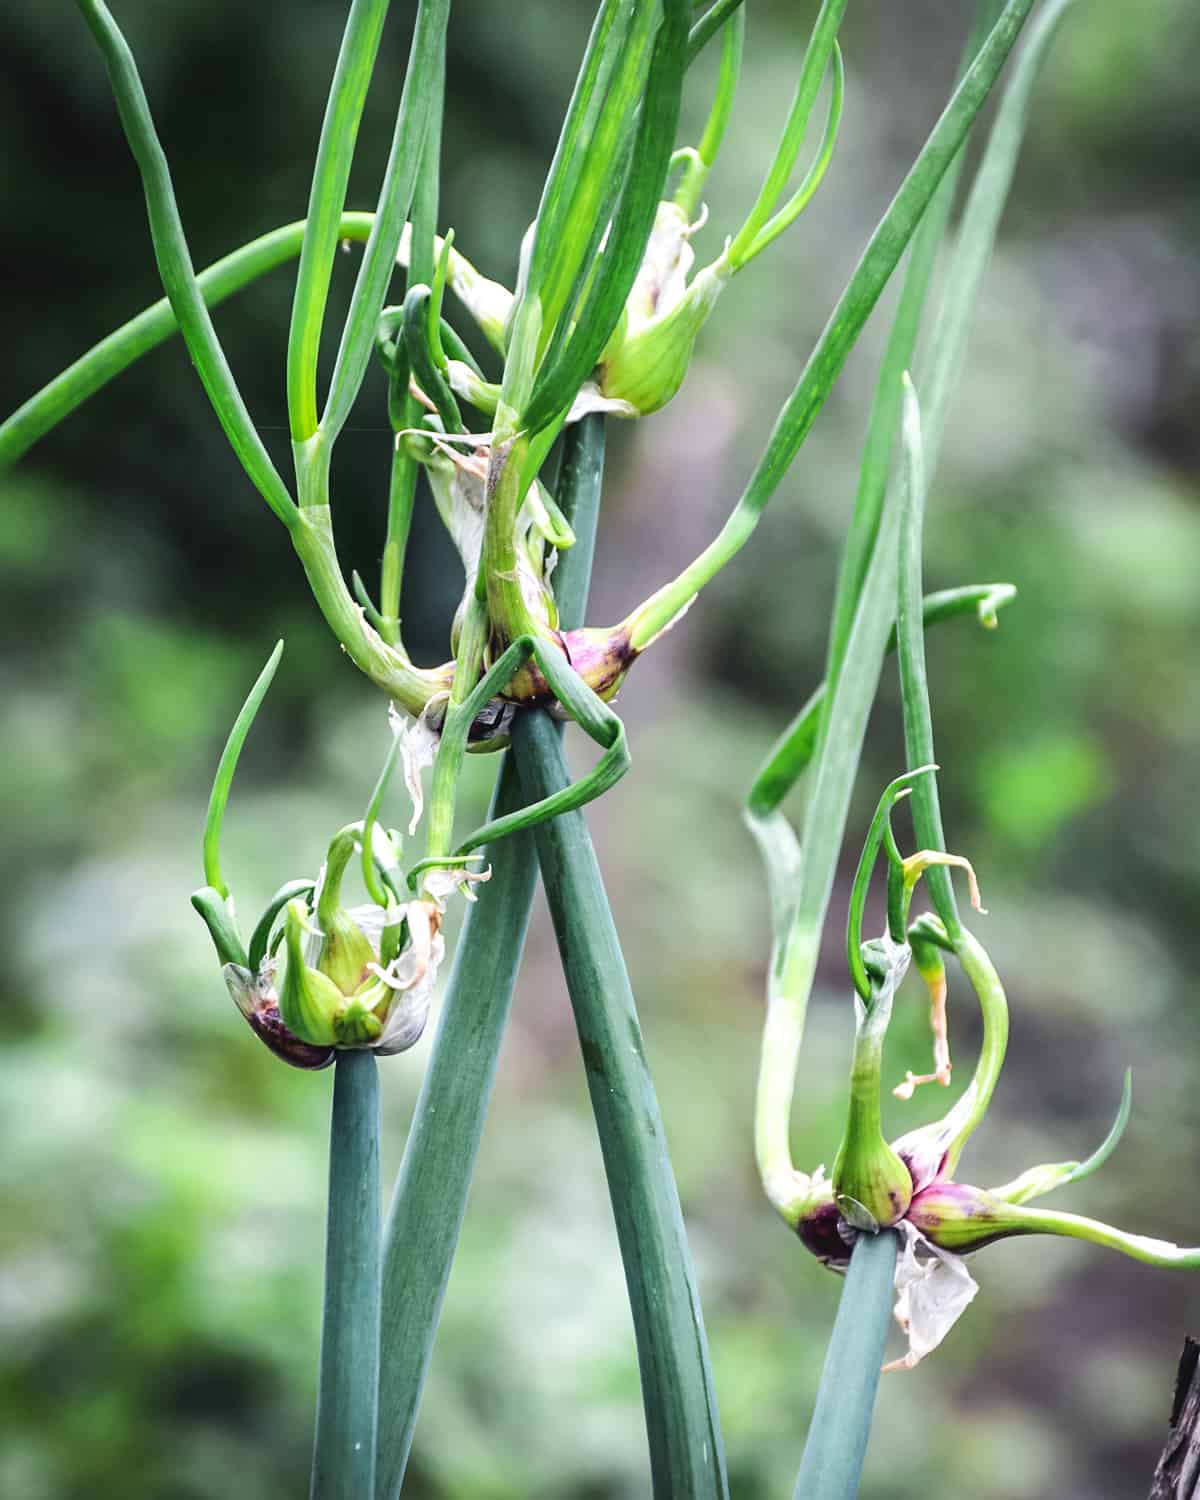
[724,0,848,270]
[920,0,1076,483]
[687,0,746,66]
[752,481,902,1223]
[0,213,369,471]
[821,0,1003,698]
[896,376,961,938]
[301,0,450,501]
[520,0,689,435]
[287,0,392,444]
[374,417,606,1500]
[311,1049,381,1500]
[374,760,537,1500]
[746,583,1014,818]
[626,0,1035,653]
[791,1229,898,1499]
[0,213,508,472]
[514,711,729,1500]
[73,0,295,524]
[673,4,743,219]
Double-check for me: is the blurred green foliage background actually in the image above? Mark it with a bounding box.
[3,2,1200,1496]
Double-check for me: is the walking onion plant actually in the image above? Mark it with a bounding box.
[8,0,1199,1495]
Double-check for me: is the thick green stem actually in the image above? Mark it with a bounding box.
[312,1049,381,1500]
[514,712,729,1500]
[374,418,606,1500]
[374,762,539,1500]
[482,436,545,644]
[791,1229,898,1499]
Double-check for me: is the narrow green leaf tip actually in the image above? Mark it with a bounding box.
[202,640,284,897]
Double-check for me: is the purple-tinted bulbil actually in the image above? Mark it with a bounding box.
[907,1182,1015,1254]
[796,1198,854,1267]
[225,963,336,1071]
[247,1003,336,1071]
[505,626,637,706]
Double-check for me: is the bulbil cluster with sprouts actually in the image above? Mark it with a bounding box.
[789,771,1200,1370]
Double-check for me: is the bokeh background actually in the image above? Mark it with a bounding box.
[4,2,1200,1496]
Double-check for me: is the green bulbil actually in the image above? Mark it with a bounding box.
[317,904,376,997]
[333,995,385,1047]
[596,203,729,415]
[279,899,342,1047]
[831,939,914,1230]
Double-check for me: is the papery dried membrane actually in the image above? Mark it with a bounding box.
[625,202,697,331]
[369,898,444,1054]
[426,445,487,580]
[566,383,639,422]
[374,936,443,1054]
[886,1220,978,1371]
[391,696,445,836]
[423,864,492,907]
